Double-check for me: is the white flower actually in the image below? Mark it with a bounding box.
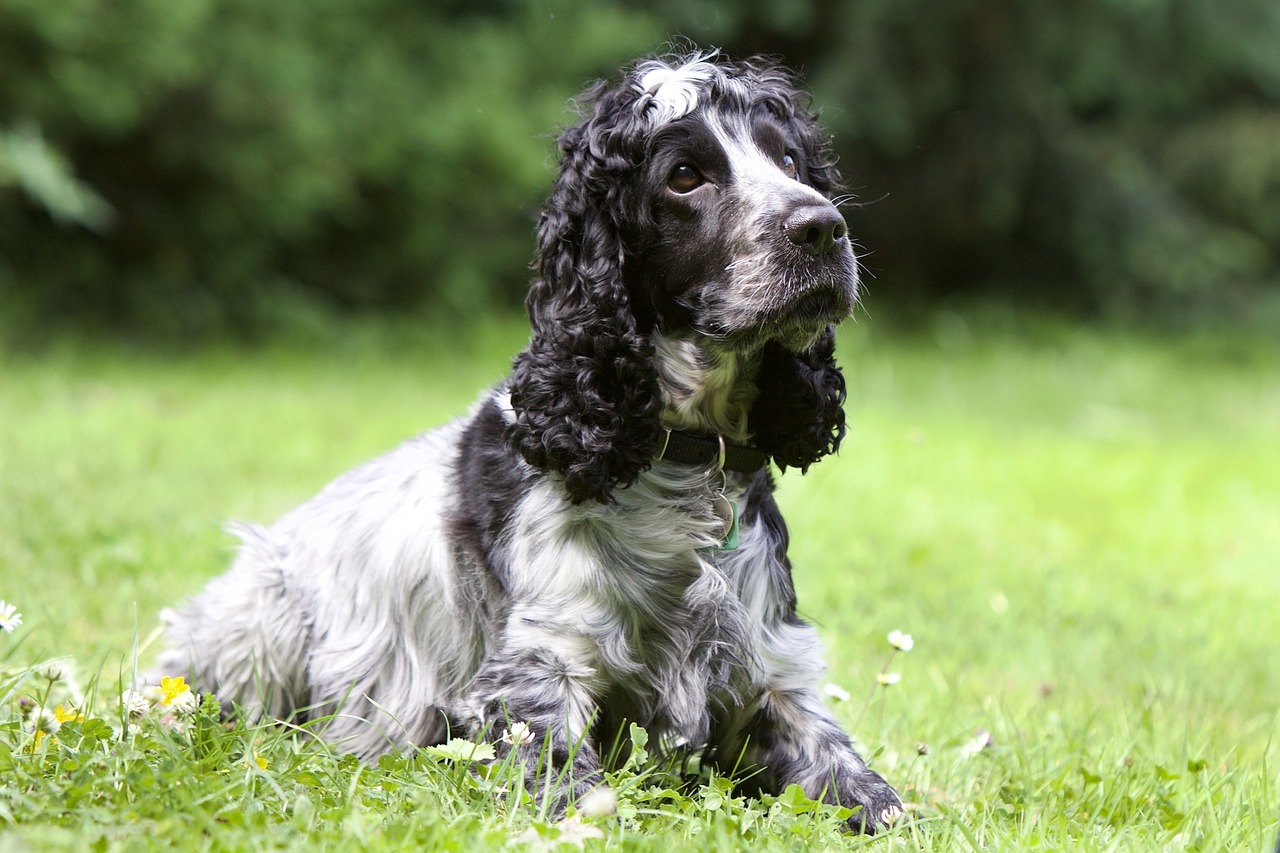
[27,706,61,738]
[120,689,152,723]
[578,785,618,818]
[959,727,994,759]
[502,720,534,747]
[822,683,851,702]
[886,630,914,652]
[0,600,22,633]
[876,672,901,687]
[516,815,603,849]
[167,688,200,718]
[37,659,72,683]
[553,816,603,847]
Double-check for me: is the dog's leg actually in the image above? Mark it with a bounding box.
[155,524,311,723]
[733,619,904,834]
[743,684,903,833]
[465,628,604,813]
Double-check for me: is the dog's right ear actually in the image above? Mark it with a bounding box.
[749,328,847,473]
[507,81,664,505]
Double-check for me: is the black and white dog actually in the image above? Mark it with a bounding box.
[158,50,903,833]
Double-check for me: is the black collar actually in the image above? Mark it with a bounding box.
[653,428,770,474]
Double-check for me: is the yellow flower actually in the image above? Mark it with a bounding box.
[54,704,84,724]
[28,730,49,752]
[160,675,191,706]
[248,753,268,771]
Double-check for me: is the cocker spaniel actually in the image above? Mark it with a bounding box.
[158,50,903,833]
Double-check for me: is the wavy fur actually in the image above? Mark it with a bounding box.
[509,52,851,502]
[158,50,901,835]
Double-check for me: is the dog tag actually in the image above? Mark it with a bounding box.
[712,494,740,551]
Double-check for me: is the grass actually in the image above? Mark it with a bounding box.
[1,309,1278,850]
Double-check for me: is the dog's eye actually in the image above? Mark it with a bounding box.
[668,164,704,194]
[781,153,799,180]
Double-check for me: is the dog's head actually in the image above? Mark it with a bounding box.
[623,56,856,351]
[509,51,853,503]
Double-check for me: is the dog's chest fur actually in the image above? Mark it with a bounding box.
[453,396,778,747]
[571,464,765,743]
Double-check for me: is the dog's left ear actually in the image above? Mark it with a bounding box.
[749,327,846,472]
[747,75,849,471]
[507,78,664,505]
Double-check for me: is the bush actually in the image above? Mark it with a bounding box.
[0,0,660,333]
[2,0,1278,331]
[668,0,1280,314]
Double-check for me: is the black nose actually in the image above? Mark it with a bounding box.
[784,204,848,255]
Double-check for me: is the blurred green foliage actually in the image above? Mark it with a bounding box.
[0,0,660,331]
[670,0,1280,314]
[1,0,1278,332]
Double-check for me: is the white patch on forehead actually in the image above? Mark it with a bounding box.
[707,112,823,203]
[702,111,831,211]
[633,57,721,125]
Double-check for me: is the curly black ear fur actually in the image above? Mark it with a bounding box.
[792,106,841,199]
[507,79,664,505]
[749,328,847,472]
[746,76,849,474]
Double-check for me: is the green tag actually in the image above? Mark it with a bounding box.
[703,494,740,553]
[721,502,740,550]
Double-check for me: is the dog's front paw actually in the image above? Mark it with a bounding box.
[522,760,603,818]
[842,774,905,835]
[491,725,602,817]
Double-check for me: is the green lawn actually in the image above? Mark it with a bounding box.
[2,311,1278,850]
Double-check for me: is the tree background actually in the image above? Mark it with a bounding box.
[2,0,1278,335]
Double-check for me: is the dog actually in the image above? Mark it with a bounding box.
[157,49,903,833]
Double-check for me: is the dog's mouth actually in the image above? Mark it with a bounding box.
[774,285,853,327]
[695,283,854,351]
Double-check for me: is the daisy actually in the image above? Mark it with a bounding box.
[822,683,851,702]
[502,720,534,747]
[876,672,902,687]
[0,600,22,633]
[886,630,914,652]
